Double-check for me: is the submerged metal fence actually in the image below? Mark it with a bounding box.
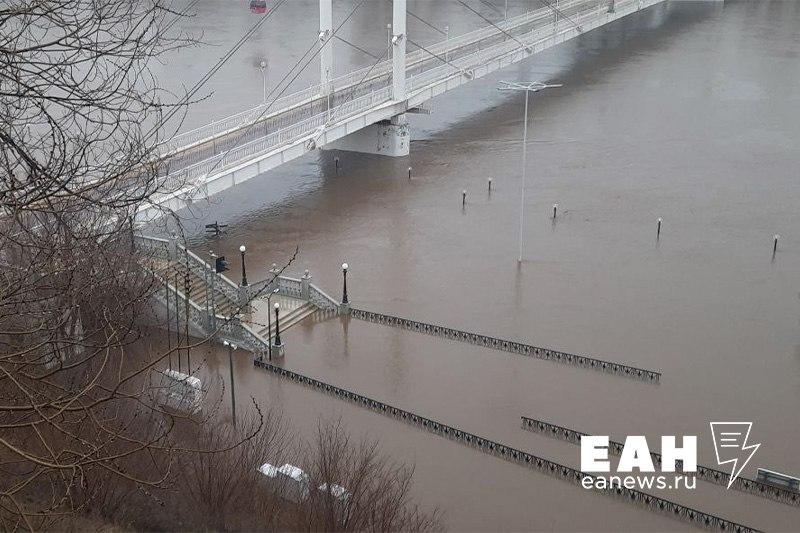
[252,359,757,532]
[350,308,661,382]
[521,416,800,508]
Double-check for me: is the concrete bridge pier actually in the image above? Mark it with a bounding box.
[325,113,410,157]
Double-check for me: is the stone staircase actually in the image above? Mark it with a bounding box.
[149,257,321,339]
[254,294,318,340]
[150,257,239,318]
[134,234,343,357]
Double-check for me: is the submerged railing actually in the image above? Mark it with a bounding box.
[253,359,757,533]
[350,308,661,382]
[521,416,800,507]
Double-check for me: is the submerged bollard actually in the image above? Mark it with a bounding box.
[773,234,780,256]
[335,157,339,174]
[657,217,662,239]
[488,178,492,192]
[553,204,558,220]
[462,190,466,207]
[408,166,412,180]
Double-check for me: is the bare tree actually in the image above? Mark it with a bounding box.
[1,3,443,531]
[0,1,205,529]
[294,420,443,532]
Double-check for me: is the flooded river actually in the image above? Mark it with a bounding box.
[156,1,800,530]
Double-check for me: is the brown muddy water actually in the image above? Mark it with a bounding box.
[152,1,800,530]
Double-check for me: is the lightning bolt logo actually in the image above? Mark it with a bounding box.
[709,422,761,489]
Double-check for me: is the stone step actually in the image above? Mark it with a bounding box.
[257,302,317,338]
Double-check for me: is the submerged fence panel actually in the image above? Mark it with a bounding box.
[350,308,660,382]
[253,359,756,532]
[521,416,800,508]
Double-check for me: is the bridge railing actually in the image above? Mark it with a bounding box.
[161,85,395,190]
[407,0,621,93]
[164,84,323,152]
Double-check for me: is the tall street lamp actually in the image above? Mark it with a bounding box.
[259,60,267,104]
[341,262,349,305]
[239,245,248,286]
[498,80,562,263]
[266,287,279,360]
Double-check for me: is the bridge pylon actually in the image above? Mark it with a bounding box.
[319,0,333,95]
[324,0,410,157]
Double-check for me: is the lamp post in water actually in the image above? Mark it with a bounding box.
[341,263,349,305]
[273,302,282,349]
[266,287,279,360]
[498,81,562,263]
[223,340,238,427]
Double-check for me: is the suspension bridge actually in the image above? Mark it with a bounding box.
[138,0,666,221]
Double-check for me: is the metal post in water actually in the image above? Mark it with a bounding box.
[408,166,412,180]
[224,340,237,427]
[553,203,558,220]
[165,277,171,370]
[657,218,662,239]
[462,190,466,207]
[488,178,492,192]
[773,234,780,256]
[175,271,181,373]
[184,271,191,373]
[335,157,339,174]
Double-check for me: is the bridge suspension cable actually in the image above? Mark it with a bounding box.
[537,0,584,31]
[456,0,530,50]
[193,0,370,182]
[334,35,382,60]
[149,0,291,143]
[407,37,469,76]
[383,0,448,35]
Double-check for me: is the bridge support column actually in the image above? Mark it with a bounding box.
[325,113,410,157]
[319,0,333,95]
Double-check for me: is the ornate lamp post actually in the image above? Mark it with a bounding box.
[239,245,248,286]
[266,288,279,360]
[341,262,349,304]
[273,302,282,349]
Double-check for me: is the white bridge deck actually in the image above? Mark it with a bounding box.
[141,0,663,220]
